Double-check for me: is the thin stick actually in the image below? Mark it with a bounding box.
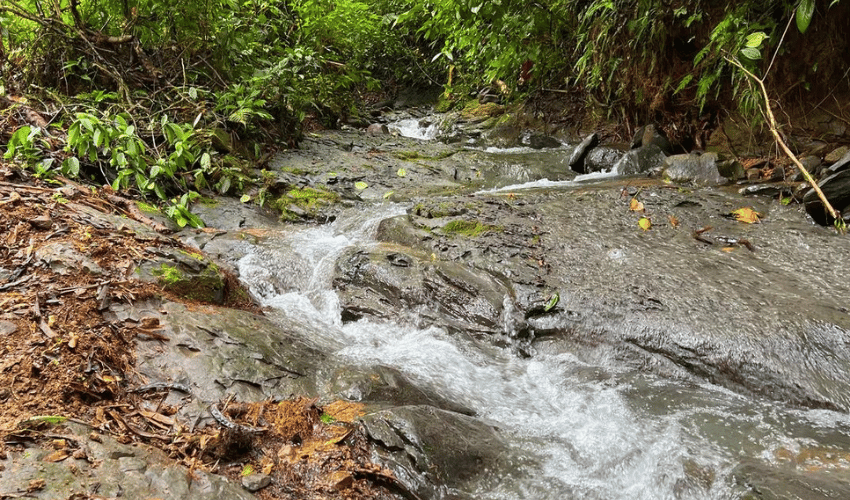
[726,56,841,221]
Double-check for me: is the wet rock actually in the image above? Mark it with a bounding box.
[613,143,667,176]
[825,145,849,164]
[521,133,561,149]
[568,133,599,174]
[631,124,673,154]
[584,145,624,173]
[187,196,280,231]
[663,152,727,186]
[329,365,475,415]
[733,459,850,500]
[241,473,271,492]
[362,405,532,500]
[738,183,795,198]
[366,123,389,136]
[803,169,850,225]
[825,149,850,174]
[332,247,520,336]
[135,250,227,304]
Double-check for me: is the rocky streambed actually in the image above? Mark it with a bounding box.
[5,108,850,499]
[177,114,850,499]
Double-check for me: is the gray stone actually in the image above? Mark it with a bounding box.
[0,422,254,500]
[522,133,561,149]
[631,124,673,154]
[0,320,17,335]
[568,133,599,173]
[803,169,850,225]
[583,145,624,173]
[362,405,535,500]
[826,149,850,174]
[366,123,389,136]
[663,153,727,186]
[241,473,271,492]
[613,143,667,176]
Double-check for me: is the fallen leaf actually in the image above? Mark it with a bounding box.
[396,168,407,177]
[668,215,680,227]
[731,207,762,224]
[629,198,645,212]
[638,217,651,231]
[44,450,71,462]
[721,247,736,253]
[354,181,368,190]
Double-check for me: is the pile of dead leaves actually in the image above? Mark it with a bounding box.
[0,166,408,500]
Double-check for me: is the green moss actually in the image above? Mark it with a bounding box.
[274,186,340,220]
[152,263,225,303]
[280,165,309,176]
[441,219,501,237]
[460,101,505,120]
[152,264,185,285]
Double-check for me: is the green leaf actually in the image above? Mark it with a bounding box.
[796,0,815,33]
[63,157,80,177]
[544,292,559,312]
[396,168,407,177]
[744,32,768,48]
[200,152,211,169]
[240,194,251,203]
[355,181,368,190]
[740,47,761,60]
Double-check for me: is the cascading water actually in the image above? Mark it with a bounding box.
[235,203,850,499]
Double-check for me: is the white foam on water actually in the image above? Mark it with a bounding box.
[388,118,440,140]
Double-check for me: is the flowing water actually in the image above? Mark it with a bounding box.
[233,201,850,499]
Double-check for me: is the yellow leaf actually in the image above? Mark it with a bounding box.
[629,198,645,212]
[721,247,736,253]
[732,207,762,224]
[638,217,651,231]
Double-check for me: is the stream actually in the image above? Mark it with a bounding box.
[170,112,850,499]
[231,199,850,499]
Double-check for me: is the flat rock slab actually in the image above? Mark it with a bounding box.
[0,422,254,500]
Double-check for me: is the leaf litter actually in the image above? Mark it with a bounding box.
[0,166,406,499]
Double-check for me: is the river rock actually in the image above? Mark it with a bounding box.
[241,473,272,492]
[824,146,849,164]
[366,123,389,136]
[663,152,727,186]
[362,405,533,500]
[613,143,667,176]
[825,149,850,174]
[568,133,599,173]
[631,124,673,154]
[802,169,850,225]
[521,133,561,149]
[584,145,623,173]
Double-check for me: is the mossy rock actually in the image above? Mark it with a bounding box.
[275,186,340,220]
[460,101,506,120]
[152,262,226,304]
[440,219,501,237]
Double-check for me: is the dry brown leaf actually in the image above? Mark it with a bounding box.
[668,215,679,227]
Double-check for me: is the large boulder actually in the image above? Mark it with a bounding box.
[663,152,728,186]
[584,145,624,173]
[613,143,667,175]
